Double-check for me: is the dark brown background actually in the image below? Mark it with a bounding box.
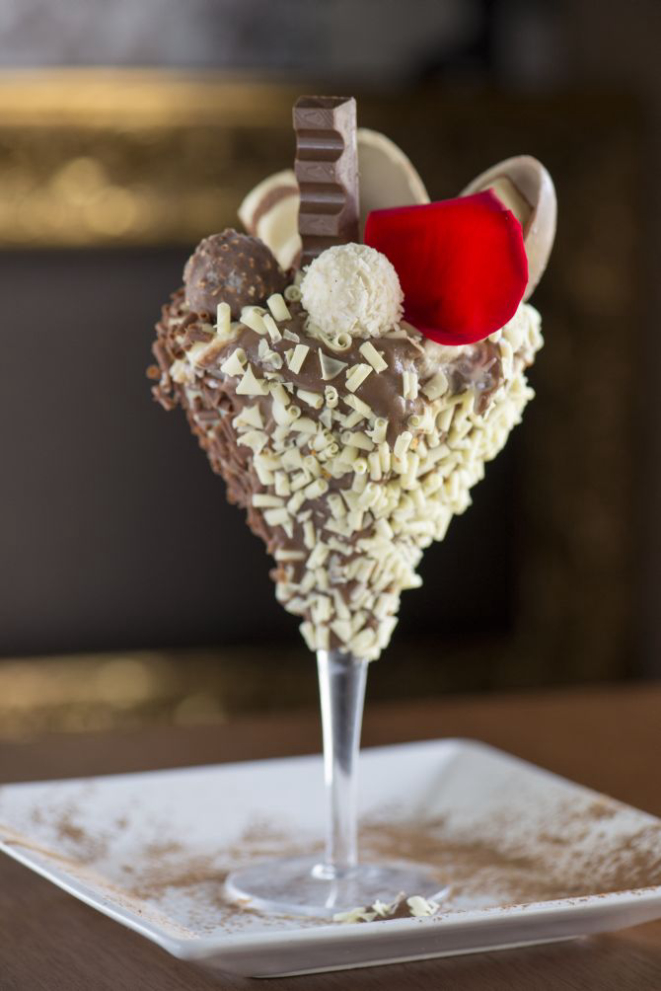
[0,241,516,655]
[0,89,643,680]
[0,0,660,731]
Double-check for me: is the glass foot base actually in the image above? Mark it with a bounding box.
[225,856,447,918]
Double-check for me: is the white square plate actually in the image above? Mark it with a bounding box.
[1,739,660,977]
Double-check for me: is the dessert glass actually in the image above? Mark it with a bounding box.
[225,649,444,916]
[151,96,556,920]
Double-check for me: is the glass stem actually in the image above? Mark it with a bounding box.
[315,649,368,878]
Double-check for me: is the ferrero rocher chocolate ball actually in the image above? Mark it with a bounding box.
[183,229,287,319]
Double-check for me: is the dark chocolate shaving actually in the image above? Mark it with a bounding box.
[293,96,360,266]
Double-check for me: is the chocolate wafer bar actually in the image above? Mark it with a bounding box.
[293,96,360,266]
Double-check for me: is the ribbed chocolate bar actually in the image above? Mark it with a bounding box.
[293,96,360,266]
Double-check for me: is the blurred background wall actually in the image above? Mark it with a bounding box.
[0,0,659,736]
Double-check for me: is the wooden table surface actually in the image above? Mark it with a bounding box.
[1,682,660,990]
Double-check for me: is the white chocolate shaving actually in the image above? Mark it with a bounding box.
[233,404,263,430]
[299,622,316,651]
[303,454,321,477]
[394,432,413,458]
[287,490,306,514]
[402,369,419,400]
[344,394,372,418]
[274,549,305,561]
[266,293,291,322]
[255,453,280,471]
[185,341,209,366]
[216,301,232,340]
[262,312,282,343]
[274,471,291,496]
[341,430,374,452]
[287,344,310,374]
[263,507,290,527]
[237,430,268,453]
[346,363,373,393]
[359,341,388,373]
[283,284,302,303]
[344,410,365,429]
[422,370,449,401]
[220,348,247,375]
[303,520,316,550]
[236,365,267,396]
[297,389,323,409]
[407,895,440,918]
[282,447,304,471]
[304,478,329,500]
[169,359,190,384]
[378,442,391,473]
[290,416,316,433]
[323,332,352,352]
[328,494,346,518]
[240,307,267,335]
[318,350,349,381]
[252,493,284,507]
[371,418,388,444]
[368,451,382,481]
[269,382,290,408]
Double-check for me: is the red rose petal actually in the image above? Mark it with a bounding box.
[364,191,528,345]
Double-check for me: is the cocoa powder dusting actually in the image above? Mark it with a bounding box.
[362,797,661,909]
[124,821,323,932]
[3,786,661,934]
[86,804,661,926]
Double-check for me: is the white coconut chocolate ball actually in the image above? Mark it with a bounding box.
[300,243,403,339]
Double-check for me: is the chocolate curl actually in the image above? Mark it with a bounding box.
[293,96,360,267]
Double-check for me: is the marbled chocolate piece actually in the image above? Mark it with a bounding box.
[461,156,557,301]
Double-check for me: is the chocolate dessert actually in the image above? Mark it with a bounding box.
[149,95,556,661]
